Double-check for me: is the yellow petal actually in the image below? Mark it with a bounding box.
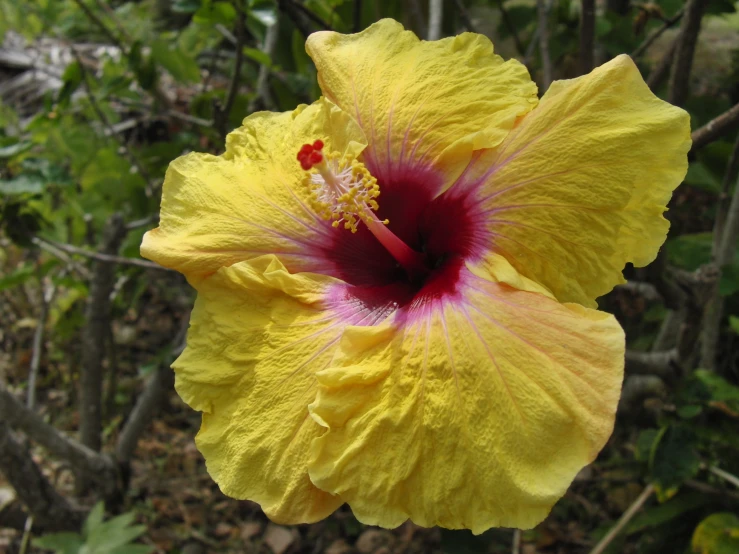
[452,55,690,306]
[173,255,347,523]
[308,256,624,532]
[140,98,366,283]
[306,19,538,191]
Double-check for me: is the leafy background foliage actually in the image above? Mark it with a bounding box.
[0,0,738,553]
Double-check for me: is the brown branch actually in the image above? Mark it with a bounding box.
[625,349,677,377]
[79,214,128,456]
[247,19,280,114]
[647,36,677,91]
[667,0,709,107]
[616,281,663,302]
[36,236,167,271]
[0,385,116,483]
[428,0,443,40]
[589,484,655,554]
[453,0,476,33]
[289,0,332,30]
[537,0,553,90]
[216,2,246,140]
[496,0,526,56]
[631,8,684,59]
[690,102,739,153]
[27,280,55,411]
[579,0,595,75]
[277,0,311,38]
[0,423,82,532]
[115,367,174,463]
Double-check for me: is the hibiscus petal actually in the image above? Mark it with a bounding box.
[450,55,690,307]
[306,19,538,193]
[173,255,355,523]
[307,255,624,532]
[141,99,366,283]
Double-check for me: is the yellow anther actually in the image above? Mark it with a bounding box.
[301,149,383,232]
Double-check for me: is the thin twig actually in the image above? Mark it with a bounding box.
[247,19,280,114]
[690,102,739,153]
[646,35,677,91]
[512,529,521,554]
[496,0,526,56]
[579,0,595,75]
[616,281,663,302]
[537,0,553,90]
[70,46,157,196]
[667,0,708,107]
[70,0,122,48]
[631,8,684,59]
[289,0,332,30]
[625,350,676,377]
[353,0,363,32]
[700,135,739,369]
[36,236,167,270]
[709,466,739,489]
[588,484,655,554]
[216,2,246,140]
[31,238,91,279]
[27,279,55,411]
[125,214,159,231]
[0,422,82,532]
[0,385,116,482]
[428,0,443,40]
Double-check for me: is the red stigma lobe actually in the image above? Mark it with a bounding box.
[297,141,325,170]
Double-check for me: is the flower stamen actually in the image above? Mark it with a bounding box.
[298,141,429,280]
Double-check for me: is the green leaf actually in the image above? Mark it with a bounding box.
[110,546,155,554]
[249,7,277,26]
[625,492,709,535]
[0,141,32,158]
[677,405,703,419]
[83,501,105,538]
[0,174,45,195]
[730,316,739,335]
[57,61,83,107]
[692,512,739,554]
[0,265,35,292]
[33,532,84,554]
[649,425,701,501]
[719,261,739,296]
[171,0,202,13]
[193,0,236,25]
[243,46,271,67]
[666,232,713,271]
[684,161,722,192]
[151,40,201,83]
[693,370,739,411]
[635,428,660,462]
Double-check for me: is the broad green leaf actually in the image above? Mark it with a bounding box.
[249,7,277,26]
[666,233,713,271]
[730,316,739,335]
[33,532,84,554]
[684,162,722,192]
[172,0,202,13]
[0,141,32,158]
[0,174,45,195]
[151,40,201,83]
[83,501,105,538]
[719,261,739,296]
[692,512,739,554]
[243,46,271,67]
[0,265,35,291]
[193,0,236,25]
[649,426,701,501]
[625,492,710,535]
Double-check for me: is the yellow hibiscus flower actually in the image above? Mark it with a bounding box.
[141,19,690,533]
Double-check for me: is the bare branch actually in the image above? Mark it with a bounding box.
[700,135,739,369]
[495,0,526,56]
[588,484,655,554]
[115,367,174,463]
[0,423,82,532]
[216,2,246,140]
[631,8,684,59]
[667,0,709,107]
[79,214,128,455]
[0,386,116,482]
[537,0,553,90]
[690,102,739,153]
[625,349,677,377]
[35,236,167,271]
[579,0,595,75]
[615,281,663,302]
[247,19,280,114]
[646,36,676,91]
[428,0,443,40]
[27,280,56,411]
[31,238,91,280]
